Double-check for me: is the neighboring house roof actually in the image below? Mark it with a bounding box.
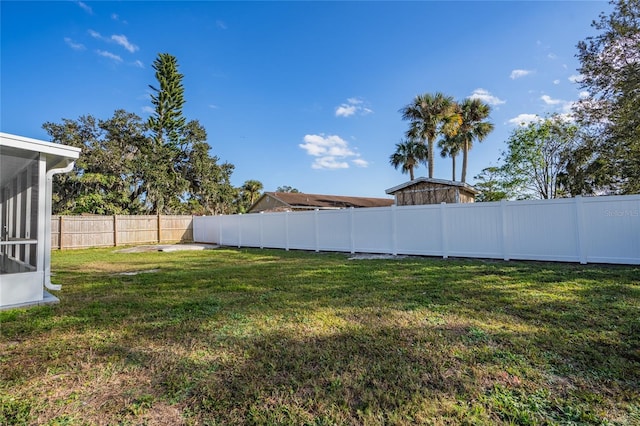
[247,192,395,213]
[385,177,480,195]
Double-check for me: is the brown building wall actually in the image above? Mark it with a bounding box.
[458,191,476,203]
[394,182,475,206]
[248,195,288,213]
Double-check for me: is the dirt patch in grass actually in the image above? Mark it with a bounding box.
[115,244,218,253]
[348,253,408,260]
[111,269,161,276]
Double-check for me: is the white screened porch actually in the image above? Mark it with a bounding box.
[0,132,80,310]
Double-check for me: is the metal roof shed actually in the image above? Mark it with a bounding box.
[0,132,80,310]
[386,177,479,205]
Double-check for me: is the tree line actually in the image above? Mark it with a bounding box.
[45,53,270,215]
[391,0,639,201]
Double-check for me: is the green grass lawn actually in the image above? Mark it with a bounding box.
[1,247,639,425]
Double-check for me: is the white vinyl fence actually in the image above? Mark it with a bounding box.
[193,195,640,265]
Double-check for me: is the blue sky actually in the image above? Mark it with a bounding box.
[1,1,609,198]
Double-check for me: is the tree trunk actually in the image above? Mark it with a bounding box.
[428,139,434,178]
[461,140,469,183]
[409,167,415,181]
[452,155,457,181]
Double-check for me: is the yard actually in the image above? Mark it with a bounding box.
[1,247,638,425]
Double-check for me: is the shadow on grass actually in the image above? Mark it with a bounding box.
[91,317,634,425]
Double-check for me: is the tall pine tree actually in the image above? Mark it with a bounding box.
[148,53,187,145]
[145,53,190,213]
[143,53,237,214]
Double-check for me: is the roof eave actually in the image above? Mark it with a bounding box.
[0,132,81,160]
[386,177,480,195]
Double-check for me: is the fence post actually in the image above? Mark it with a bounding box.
[314,209,320,252]
[501,200,510,261]
[113,215,118,247]
[574,196,587,264]
[285,211,289,251]
[218,214,223,246]
[391,205,397,256]
[157,214,161,243]
[59,216,63,250]
[259,212,264,249]
[190,215,195,243]
[349,207,355,254]
[440,202,448,259]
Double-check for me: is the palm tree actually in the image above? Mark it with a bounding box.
[389,138,427,181]
[400,93,461,179]
[241,179,263,206]
[457,98,494,183]
[438,134,462,181]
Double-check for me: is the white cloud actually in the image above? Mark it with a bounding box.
[579,91,590,99]
[553,79,560,85]
[111,13,128,24]
[132,60,144,68]
[64,37,85,51]
[300,134,332,156]
[300,134,355,157]
[77,1,92,14]
[352,158,369,168]
[335,104,357,117]
[97,50,122,62]
[142,106,154,114]
[541,95,563,105]
[208,104,219,109]
[510,69,533,79]
[216,20,228,30]
[468,88,505,106]
[299,134,366,170]
[508,109,576,126]
[547,53,557,60]
[507,114,541,126]
[539,95,576,120]
[335,97,373,117]
[568,74,584,83]
[312,157,349,170]
[111,34,138,53]
[89,30,138,53]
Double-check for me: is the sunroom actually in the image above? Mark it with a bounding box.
[0,132,80,310]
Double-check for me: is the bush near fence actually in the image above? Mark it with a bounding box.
[51,215,193,249]
[194,195,640,265]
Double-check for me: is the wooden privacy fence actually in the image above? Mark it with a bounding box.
[51,215,194,249]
